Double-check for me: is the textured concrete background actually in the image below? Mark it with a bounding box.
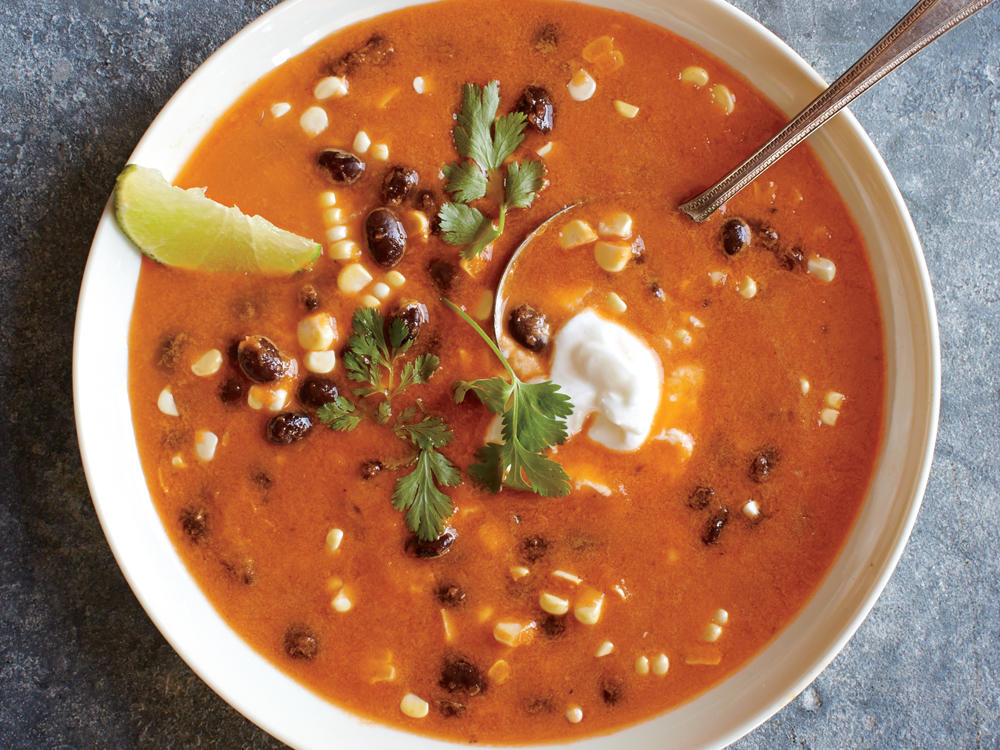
[1,0,998,747]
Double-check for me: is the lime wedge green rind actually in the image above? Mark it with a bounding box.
[112,164,322,274]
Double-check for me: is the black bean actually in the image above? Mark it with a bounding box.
[389,300,428,343]
[365,207,407,268]
[252,470,273,490]
[299,377,339,409]
[650,281,665,300]
[524,697,554,715]
[777,245,805,271]
[509,305,550,352]
[361,459,383,479]
[702,508,729,545]
[428,258,459,292]
[436,583,466,608]
[687,485,715,510]
[515,86,554,134]
[317,149,365,184]
[158,332,189,370]
[439,655,487,696]
[237,335,290,383]
[218,378,244,404]
[179,506,208,542]
[223,557,256,585]
[437,699,466,718]
[330,34,394,76]
[721,218,751,256]
[538,614,566,639]
[266,412,313,444]
[533,23,559,53]
[406,527,457,558]
[756,223,780,250]
[600,675,625,706]
[749,446,780,483]
[521,535,548,563]
[299,284,319,310]
[415,189,437,215]
[380,166,418,206]
[283,625,318,660]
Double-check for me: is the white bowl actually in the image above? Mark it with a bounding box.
[73,0,940,747]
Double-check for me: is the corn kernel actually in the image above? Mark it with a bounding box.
[305,350,336,374]
[675,329,693,346]
[605,292,627,314]
[323,207,344,225]
[191,349,222,377]
[404,210,430,240]
[360,294,381,308]
[712,608,730,625]
[493,620,533,647]
[400,693,429,719]
[473,290,494,321]
[171,455,185,468]
[194,430,218,462]
[325,225,348,243]
[319,190,337,207]
[412,75,426,94]
[594,240,632,272]
[385,270,406,287]
[613,100,640,118]
[807,255,837,282]
[509,565,530,581]
[709,270,728,286]
[338,263,373,294]
[710,83,735,115]
[634,655,650,675]
[299,106,328,137]
[651,653,670,675]
[326,528,344,552]
[539,592,570,616]
[583,35,614,62]
[742,499,760,519]
[825,391,846,409]
[598,212,633,239]
[567,69,597,101]
[247,385,289,412]
[314,75,348,100]
[820,408,840,426]
[488,659,511,684]
[800,377,811,395]
[297,313,336,351]
[739,276,758,299]
[559,219,598,249]
[332,589,353,612]
[329,239,360,261]
[369,662,396,684]
[353,130,371,154]
[536,141,553,157]
[270,102,291,118]
[157,387,179,417]
[574,587,605,625]
[595,640,615,657]
[685,651,722,666]
[565,706,583,724]
[680,65,709,87]
[372,282,391,300]
[441,609,455,642]
[701,623,723,642]
[371,143,389,161]
[552,569,582,585]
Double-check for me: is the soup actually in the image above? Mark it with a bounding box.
[127,0,884,742]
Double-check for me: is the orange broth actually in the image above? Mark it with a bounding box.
[128,0,884,742]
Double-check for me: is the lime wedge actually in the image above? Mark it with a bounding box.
[113,164,321,274]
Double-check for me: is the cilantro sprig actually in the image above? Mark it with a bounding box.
[438,81,545,259]
[443,299,573,497]
[316,308,458,541]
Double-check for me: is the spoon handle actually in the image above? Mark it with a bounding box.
[678,0,996,222]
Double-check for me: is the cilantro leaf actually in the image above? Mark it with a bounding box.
[394,415,454,451]
[442,162,488,203]
[453,81,500,169]
[343,307,388,385]
[392,449,460,540]
[317,396,362,431]
[491,111,528,168]
[505,159,544,209]
[438,202,491,246]
[398,353,440,393]
[445,299,573,497]
[387,316,413,356]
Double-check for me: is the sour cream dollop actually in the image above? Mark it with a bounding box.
[549,309,662,452]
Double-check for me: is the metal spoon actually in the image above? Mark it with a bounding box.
[678,0,996,222]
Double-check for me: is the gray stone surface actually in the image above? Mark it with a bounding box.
[1,0,997,747]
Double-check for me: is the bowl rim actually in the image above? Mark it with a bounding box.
[73,0,940,747]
